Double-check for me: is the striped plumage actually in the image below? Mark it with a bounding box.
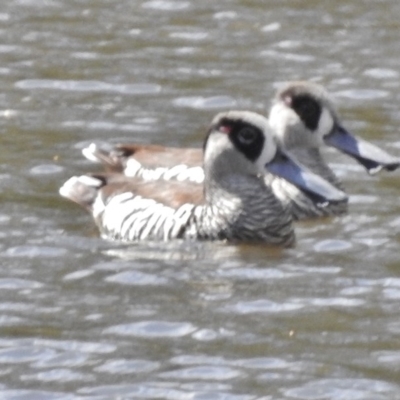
[84,82,400,220]
[83,144,205,183]
[60,111,346,245]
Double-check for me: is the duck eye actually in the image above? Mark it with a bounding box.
[291,96,321,131]
[237,127,258,145]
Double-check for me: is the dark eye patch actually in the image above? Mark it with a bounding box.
[290,94,322,131]
[204,118,265,162]
[228,120,264,162]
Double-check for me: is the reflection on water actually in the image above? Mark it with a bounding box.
[1,0,400,399]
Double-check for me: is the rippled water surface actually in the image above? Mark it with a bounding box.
[1,0,400,399]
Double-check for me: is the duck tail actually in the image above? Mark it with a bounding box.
[82,143,124,171]
[59,175,105,210]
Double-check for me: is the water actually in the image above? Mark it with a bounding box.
[1,0,400,398]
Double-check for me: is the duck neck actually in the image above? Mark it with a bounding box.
[291,147,344,191]
[191,172,294,245]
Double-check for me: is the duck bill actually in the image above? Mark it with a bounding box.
[324,125,400,174]
[266,149,348,205]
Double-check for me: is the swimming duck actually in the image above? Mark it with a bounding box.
[267,81,400,218]
[60,111,346,245]
[83,82,399,220]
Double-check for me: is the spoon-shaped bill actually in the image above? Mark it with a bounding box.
[266,149,348,206]
[324,125,400,174]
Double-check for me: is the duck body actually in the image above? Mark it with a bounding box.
[83,143,205,183]
[63,111,320,245]
[62,169,294,245]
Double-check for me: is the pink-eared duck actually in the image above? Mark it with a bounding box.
[60,111,346,245]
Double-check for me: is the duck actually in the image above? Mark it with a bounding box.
[83,82,400,220]
[60,111,347,245]
[267,81,400,219]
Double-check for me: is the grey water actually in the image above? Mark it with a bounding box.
[1,0,400,399]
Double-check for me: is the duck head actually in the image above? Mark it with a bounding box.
[269,81,400,174]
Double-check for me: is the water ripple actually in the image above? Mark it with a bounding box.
[372,351,400,369]
[214,11,238,20]
[105,270,169,286]
[0,347,56,364]
[21,368,94,383]
[142,0,190,11]
[169,31,209,41]
[225,299,304,314]
[31,351,89,368]
[63,269,94,281]
[15,80,161,95]
[313,239,353,252]
[260,49,315,62]
[363,68,399,79]
[334,89,389,100]
[261,22,281,32]
[159,365,242,380]
[29,164,64,175]
[283,378,400,399]
[78,383,187,398]
[0,390,75,400]
[94,359,160,374]
[4,246,67,258]
[295,297,365,307]
[0,315,25,326]
[104,321,197,338]
[173,95,237,110]
[217,267,292,280]
[234,357,290,370]
[31,339,116,354]
[0,278,43,290]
